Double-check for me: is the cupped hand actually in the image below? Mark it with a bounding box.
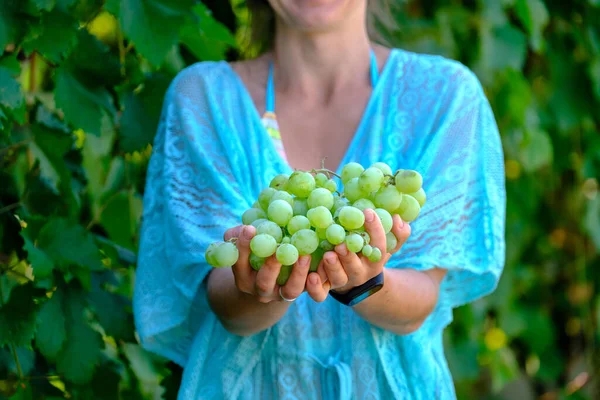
[323,208,412,294]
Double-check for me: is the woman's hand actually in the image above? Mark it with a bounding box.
[224,225,330,303]
[323,208,411,294]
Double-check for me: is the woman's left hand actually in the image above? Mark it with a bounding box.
[323,208,411,294]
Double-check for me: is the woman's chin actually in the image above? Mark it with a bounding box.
[277,0,358,32]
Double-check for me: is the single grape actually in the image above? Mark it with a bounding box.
[307,188,334,210]
[324,179,337,193]
[276,243,300,266]
[268,199,294,226]
[287,215,311,235]
[368,247,382,262]
[314,173,328,187]
[310,247,324,272]
[371,162,393,176]
[282,236,291,244]
[252,201,261,209]
[338,206,365,230]
[407,188,426,207]
[210,242,239,267]
[258,187,277,210]
[270,190,295,207]
[250,234,278,258]
[251,218,268,228]
[373,185,403,213]
[345,233,365,253]
[341,162,364,184]
[395,170,423,193]
[396,195,421,222]
[386,232,398,253]
[256,220,284,243]
[242,208,267,225]
[291,229,319,255]
[320,240,334,251]
[375,208,393,234]
[249,253,265,271]
[277,265,293,286]
[358,231,371,245]
[331,196,350,214]
[270,174,289,190]
[205,242,219,267]
[307,206,333,229]
[287,171,316,198]
[344,177,367,202]
[293,198,309,216]
[325,224,346,245]
[361,244,373,258]
[316,227,328,240]
[359,167,384,193]
[353,198,376,211]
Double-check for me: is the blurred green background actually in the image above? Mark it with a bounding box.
[0,0,598,399]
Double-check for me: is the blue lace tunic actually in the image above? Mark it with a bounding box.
[133,48,506,400]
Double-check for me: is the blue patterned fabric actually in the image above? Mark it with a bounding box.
[133,48,506,400]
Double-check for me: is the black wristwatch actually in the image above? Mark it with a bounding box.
[329,271,384,306]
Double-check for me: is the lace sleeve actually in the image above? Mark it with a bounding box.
[133,65,251,366]
[387,66,506,317]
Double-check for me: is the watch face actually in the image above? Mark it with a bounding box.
[348,284,384,307]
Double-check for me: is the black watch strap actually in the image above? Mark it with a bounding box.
[329,271,384,306]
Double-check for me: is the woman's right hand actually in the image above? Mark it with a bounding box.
[224,225,331,303]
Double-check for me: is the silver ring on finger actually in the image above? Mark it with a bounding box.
[279,287,297,302]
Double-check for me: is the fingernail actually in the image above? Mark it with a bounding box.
[299,256,309,267]
[399,217,405,228]
[243,226,253,239]
[309,274,319,285]
[365,209,375,222]
[325,255,335,265]
[336,245,348,256]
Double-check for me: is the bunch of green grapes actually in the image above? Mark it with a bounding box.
[206,162,426,285]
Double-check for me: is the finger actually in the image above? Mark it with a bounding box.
[254,254,281,298]
[306,272,331,302]
[280,255,311,300]
[322,251,348,290]
[389,214,411,254]
[363,208,387,256]
[333,243,365,286]
[224,225,244,241]
[231,226,256,285]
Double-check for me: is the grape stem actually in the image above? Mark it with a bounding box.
[311,168,342,180]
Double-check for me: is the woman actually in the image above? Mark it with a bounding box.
[133,0,506,399]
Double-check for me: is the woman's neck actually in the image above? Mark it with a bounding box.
[271,6,373,102]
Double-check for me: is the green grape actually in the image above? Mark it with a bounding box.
[256,220,283,243]
[249,253,265,271]
[307,206,333,229]
[310,247,324,272]
[373,185,403,213]
[320,240,334,251]
[307,188,334,209]
[258,187,277,210]
[358,231,371,245]
[345,233,365,253]
[341,162,364,184]
[271,190,294,207]
[353,198,375,211]
[344,177,367,202]
[277,265,293,286]
[293,198,309,216]
[207,242,239,267]
[291,229,319,255]
[395,170,423,193]
[371,162,393,176]
[242,208,267,225]
[267,199,294,226]
[287,215,311,235]
[375,208,393,234]
[276,243,299,266]
[396,195,421,222]
[361,244,373,258]
[368,247,382,262]
[270,174,289,190]
[316,227,328,240]
[359,167,384,193]
[331,196,350,214]
[338,206,365,230]
[287,171,316,198]
[252,201,261,209]
[282,236,291,244]
[324,179,337,193]
[314,173,328,187]
[250,234,278,258]
[407,188,426,207]
[251,218,268,228]
[325,223,346,245]
[386,232,398,253]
